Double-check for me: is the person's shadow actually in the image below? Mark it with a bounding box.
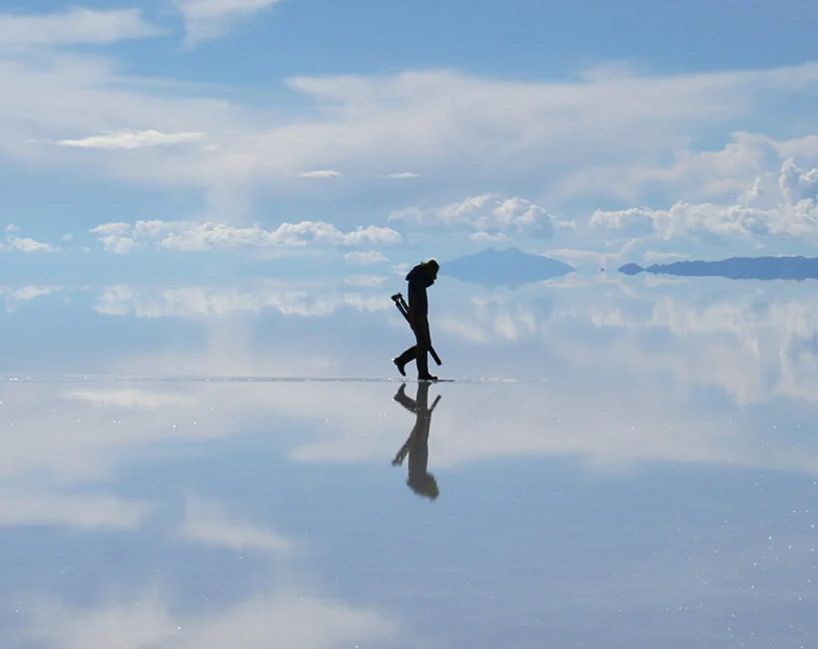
[392,382,442,500]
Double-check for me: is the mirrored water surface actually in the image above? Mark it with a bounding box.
[3,275,818,648]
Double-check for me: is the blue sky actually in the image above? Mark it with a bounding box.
[3,0,818,279]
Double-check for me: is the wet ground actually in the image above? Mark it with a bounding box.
[2,275,818,648]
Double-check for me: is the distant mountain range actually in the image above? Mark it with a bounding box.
[443,247,574,287]
[619,256,818,280]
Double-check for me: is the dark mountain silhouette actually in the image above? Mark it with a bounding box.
[443,247,574,287]
[618,263,643,275]
[619,256,818,280]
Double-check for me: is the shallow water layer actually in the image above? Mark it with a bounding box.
[2,276,818,647]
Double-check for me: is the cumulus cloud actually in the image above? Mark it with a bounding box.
[175,0,285,46]
[590,207,656,235]
[90,223,134,254]
[89,220,401,253]
[8,237,56,252]
[8,286,55,301]
[0,8,161,50]
[58,130,204,150]
[343,251,389,265]
[557,130,818,206]
[342,225,400,246]
[1,227,57,253]
[390,193,554,238]
[591,158,818,243]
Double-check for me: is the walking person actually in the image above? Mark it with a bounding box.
[393,259,439,381]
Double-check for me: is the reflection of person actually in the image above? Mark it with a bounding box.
[392,382,441,500]
[393,259,439,381]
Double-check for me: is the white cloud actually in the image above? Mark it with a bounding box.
[11,237,55,252]
[9,286,55,301]
[298,169,342,179]
[175,0,285,46]
[179,495,290,552]
[2,233,57,252]
[557,130,818,206]
[390,193,554,237]
[470,231,510,243]
[58,129,204,150]
[342,225,401,246]
[344,275,386,287]
[343,250,389,265]
[90,223,134,254]
[0,8,161,50]
[89,220,401,253]
[590,206,657,235]
[590,159,818,244]
[382,172,420,179]
[4,59,818,226]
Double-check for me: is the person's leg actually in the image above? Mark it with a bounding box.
[416,344,430,378]
[415,319,436,380]
[393,346,417,376]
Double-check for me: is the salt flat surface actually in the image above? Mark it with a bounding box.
[0,374,522,384]
[2,277,818,647]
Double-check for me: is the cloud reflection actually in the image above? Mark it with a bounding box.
[26,592,395,649]
[95,284,389,318]
[179,495,290,552]
[0,490,150,530]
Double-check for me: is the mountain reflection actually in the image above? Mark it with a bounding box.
[392,383,441,500]
[620,256,818,280]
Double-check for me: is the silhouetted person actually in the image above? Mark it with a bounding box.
[393,259,439,381]
[392,382,441,500]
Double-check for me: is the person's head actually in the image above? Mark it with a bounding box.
[422,259,439,286]
[408,473,439,500]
